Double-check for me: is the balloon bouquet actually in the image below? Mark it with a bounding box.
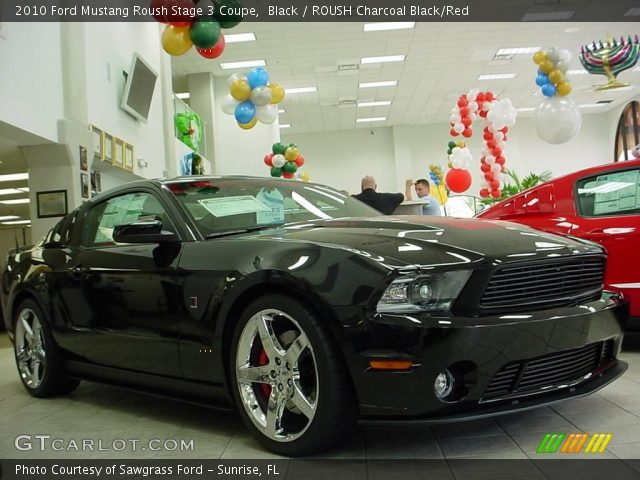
[153,0,243,59]
[532,47,582,144]
[428,164,449,205]
[448,90,517,198]
[221,68,285,130]
[264,143,307,180]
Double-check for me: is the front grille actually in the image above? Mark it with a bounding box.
[479,256,604,310]
[483,340,614,401]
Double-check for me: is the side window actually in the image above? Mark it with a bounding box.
[576,168,640,217]
[81,192,175,247]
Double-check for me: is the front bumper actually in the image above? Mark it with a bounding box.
[333,294,628,419]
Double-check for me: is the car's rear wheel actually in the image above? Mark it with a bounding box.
[14,299,80,397]
[230,295,357,456]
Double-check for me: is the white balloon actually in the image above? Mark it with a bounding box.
[221,95,239,115]
[467,101,478,112]
[250,86,272,107]
[495,172,505,182]
[485,155,496,165]
[255,104,278,124]
[559,48,572,64]
[535,97,582,144]
[272,154,286,167]
[546,47,560,63]
[494,132,505,141]
[454,123,465,133]
[467,88,480,100]
[556,60,570,73]
[491,163,502,173]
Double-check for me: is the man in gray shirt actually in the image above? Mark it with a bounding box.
[404,178,443,216]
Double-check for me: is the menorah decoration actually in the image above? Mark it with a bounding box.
[579,35,640,91]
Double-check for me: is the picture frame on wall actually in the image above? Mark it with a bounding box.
[81,173,89,198]
[90,125,104,161]
[36,190,68,218]
[124,143,135,172]
[114,137,125,168]
[104,132,113,163]
[79,145,88,171]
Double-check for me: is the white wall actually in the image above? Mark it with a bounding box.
[281,127,396,194]
[0,23,64,142]
[84,22,166,180]
[282,112,613,195]
[0,228,31,259]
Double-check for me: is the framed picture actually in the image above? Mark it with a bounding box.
[36,190,68,218]
[114,137,125,168]
[90,125,104,161]
[79,145,88,171]
[81,173,89,199]
[104,132,113,163]
[124,143,135,172]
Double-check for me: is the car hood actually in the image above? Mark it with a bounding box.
[255,216,604,269]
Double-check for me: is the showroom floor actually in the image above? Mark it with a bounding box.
[1,333,639,461]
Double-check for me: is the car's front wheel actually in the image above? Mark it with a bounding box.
[230,295,357,456]
[14,299,80,397]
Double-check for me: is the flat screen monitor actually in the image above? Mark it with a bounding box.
[120,54,158,123]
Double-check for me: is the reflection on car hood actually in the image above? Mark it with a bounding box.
[252,216,604,269]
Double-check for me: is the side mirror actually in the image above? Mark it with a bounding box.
[112,220,178,244]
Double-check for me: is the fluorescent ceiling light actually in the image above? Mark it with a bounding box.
[285,87,317,94]
[579,103,607,108]
[478,73,517,80]
[359,80,398,88]
[0,188,28,196]
[625,7,640,16]
[356,117,387,123]
[357,101,392,107]
[278,108,285,113]
[567,69,588,75]
[279,124,291,129]
[0,198,29,204]
[517,107,535,112]
[495,47,540,55]
[2,219,30,225]
[0,173,28,182]
[219,60,266,70]
[175,93,190,99]
[0,215,19,221]
[224,33,256,43]
[364,22,415,32]
[361,55,405,64]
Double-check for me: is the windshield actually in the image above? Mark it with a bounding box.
[166,178,381,237]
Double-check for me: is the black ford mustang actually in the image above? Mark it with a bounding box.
[1,176,628,455]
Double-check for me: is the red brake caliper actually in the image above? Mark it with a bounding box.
[257,348,272,398]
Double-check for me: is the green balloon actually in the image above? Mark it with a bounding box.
[213,0,242,28]
[448,141,457,149]
[270,166,283,177]
[190,17,221,49]
[272,143,286,155]
[283,162,298,174]
[447,148,452,155]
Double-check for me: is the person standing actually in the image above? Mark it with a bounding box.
[353,176,404,215]
[405,178,443,216]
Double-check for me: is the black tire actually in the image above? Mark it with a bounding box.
[229,294,357,456]
[13,299,80,397]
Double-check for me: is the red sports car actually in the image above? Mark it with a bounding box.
[478,159,640,331]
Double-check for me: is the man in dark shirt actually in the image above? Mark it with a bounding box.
[352,176,404,214]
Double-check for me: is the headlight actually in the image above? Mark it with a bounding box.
[376,270,471,313]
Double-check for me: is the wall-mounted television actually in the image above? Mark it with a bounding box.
[120,53,158,123]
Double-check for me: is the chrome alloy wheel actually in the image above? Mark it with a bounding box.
[15,308,46,389]
[235,309,319,442]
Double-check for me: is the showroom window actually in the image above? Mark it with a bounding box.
[576,167,640,216]
[81,192,175,247]
[614,101,640,162]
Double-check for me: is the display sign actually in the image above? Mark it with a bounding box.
[198,196,269,218]
[592,170,639,215]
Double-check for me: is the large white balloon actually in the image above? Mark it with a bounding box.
[255,104,278,124]
[221,95,239,115]
[535,97,582,144]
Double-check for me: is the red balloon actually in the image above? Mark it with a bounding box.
[477,93,486,102]
[490,180,500,190]
[495,156,505,165]
[480,156,486,164]
[500,127,509,133]
[491,189,502,199]
[486,139,496,149]
[457,97,468,108]
[483,131,492,140]
[461,117,472,127]
[484,172,494,181]
[503,135,508,141]
[479,110,488,118]
[480,163,490,173]
[480,188,490,198]
[197,34,225,59]
[485,91,495,101]
[462,128,473,138]
[294,155,305,167]
[491,148,502,158]
[459,107,469,116]
[450,128,459,137]
[264,154,274,166]
[446,168,472,193]
[283,171,295,179]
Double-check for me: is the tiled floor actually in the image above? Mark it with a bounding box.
[1,333,639,460]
